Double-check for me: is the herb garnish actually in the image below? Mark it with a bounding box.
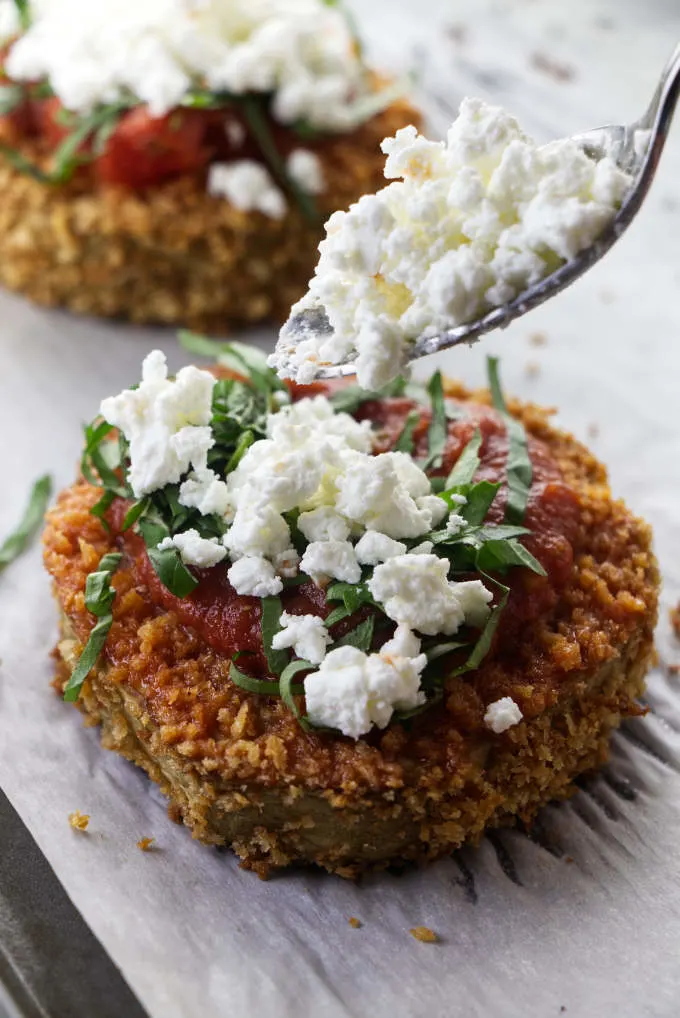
[63,552,121,702]
[0,473,52,572]
[12,0,30,30]
[424,370,447,469]
[487,357,533,524]
[68,341,541,735]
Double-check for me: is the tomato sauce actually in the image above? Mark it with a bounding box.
[108,388,581,672]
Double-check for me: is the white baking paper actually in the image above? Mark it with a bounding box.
[2,1,680,1016]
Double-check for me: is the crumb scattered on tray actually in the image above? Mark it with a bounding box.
[68,810,89,831]
[668,664,680,676]
[587,423,600,440]
[530,52,575,83]
[409,926,439,943]
[529,331,547,347]
[137,837,155,852]
[565,856,574,864]
[348,916,362,929]
[446,23,467,45]
[525,360,541,379]
[671,603,680,638]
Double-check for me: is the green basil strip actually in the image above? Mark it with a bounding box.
[260,596,289,677]
[454,578,509,677]
[487,357,533,524]
[12,0,30,29]
[334,615,375,652]
[0,84,25,116]
[476,539,546,577]
[240,96,319,225]
[225,430,254,474]
[63,552,122,703]
[425,640,468,663]
[89,490,116,532]
[445,428,482,488]
[324,604,352,628]
[328,377,407,414]
[145,544,198,598]
[122,498,149,531]
[393,410,421,454]
[424,370,447,469]
[280,659,315,730]
[0,474,52,571]
[459,479,500,526]
[63,614,115,703]
[229,659,287,697]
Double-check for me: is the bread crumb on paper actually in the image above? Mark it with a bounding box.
[137,837,155,852]
[68,810,89,831]
[668,663,680,676]
[409,926,439,943]
[671,603,680,638]
[525,360,541,379]
[528,331,547,347]
[348,916,362,929]
[530,52,575,83]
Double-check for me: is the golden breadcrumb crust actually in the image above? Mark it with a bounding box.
[0,97,418,330]
[43,384,659,876]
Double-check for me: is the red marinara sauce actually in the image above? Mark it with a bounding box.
[108,383,581,675]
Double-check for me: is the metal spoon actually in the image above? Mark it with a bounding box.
[278,42,680,378]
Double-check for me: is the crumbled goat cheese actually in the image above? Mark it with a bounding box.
[100,350,216,498]
[286,148,325,195]
[354,531,406,565]
[221,395,439,585]
[367,554,492,635]
[300,540,361,584]
[484,696,523,734]
[271,611,330,665]
[208,161,286,219]
[158,530,226,568]
[227,555,283,598]
[5,0,370,130]
[298,507,351,544]
[270,97,632,389]
[179,468,231,517]
[446,512,467,535]
[304,640,426,738]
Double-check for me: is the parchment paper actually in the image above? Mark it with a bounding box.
[2,2,680,1016]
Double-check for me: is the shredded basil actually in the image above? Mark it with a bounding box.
[0,84,24,117]
[240,95,319,225]
[326,581,375,614]
[143,538,198,598]
[423,371,447,470]
[260,596,289,676]
[63,552,121,702]
[457,480,500,526]
[229,659,286,697]
[279,659,315,730]
[487,357,533,524]
[12,0,30,29]
[328,377,407,414]
[393,410,421,454]
[334,616,374,652]
[445,428,481,488]
[0,474,52,572]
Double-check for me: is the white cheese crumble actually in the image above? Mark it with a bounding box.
[100,350,216,498]
[367,554,492,636]
[271,612,330,665]
[304,637,427,738]
[157,530,226,568]
[354,531,406,565]
[483,696,523,734]
[300,540,361,585]
[227,555,283,598]
[270,97,633,390]
[286,149,325,195]
[4,0,371,130]
[207,161,286,219]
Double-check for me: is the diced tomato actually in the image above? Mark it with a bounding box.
[95,107,215,188]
